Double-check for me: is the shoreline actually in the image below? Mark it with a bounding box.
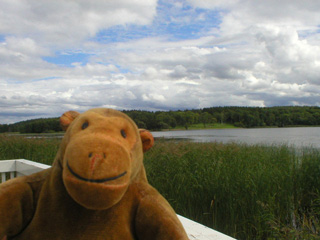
[154,124,320,132]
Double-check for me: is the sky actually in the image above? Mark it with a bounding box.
[1,0,320,124]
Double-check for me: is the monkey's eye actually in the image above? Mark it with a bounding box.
[82,122,89,130]
[120,129,127,138]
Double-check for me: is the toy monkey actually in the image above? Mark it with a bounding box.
[0,108,188,239]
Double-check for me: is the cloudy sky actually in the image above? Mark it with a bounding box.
[1,0,320,124]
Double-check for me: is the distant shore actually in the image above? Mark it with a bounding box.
[154,123,320,131]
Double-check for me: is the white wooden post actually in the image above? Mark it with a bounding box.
[1,173,6,182]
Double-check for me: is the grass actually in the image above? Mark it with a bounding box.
[0,134,60,165]
[0,134,319,239]
[144,140,320,239]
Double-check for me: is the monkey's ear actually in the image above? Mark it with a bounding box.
[60,111,80,131]
[139,129,154,152]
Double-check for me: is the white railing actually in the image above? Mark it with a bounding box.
[0,159,50,182]
[0,159,236,240]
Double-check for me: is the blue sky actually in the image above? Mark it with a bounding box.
[44,1,221,68]
[94,1,221,41]
[0,0,320,123]
[44,53,91,67]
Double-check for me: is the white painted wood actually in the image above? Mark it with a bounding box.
[15,159,50,176]
[0,159,50,179]
[178,215,236,240]
[1,172,5,182]
[0,159,236,240]
[0,160,16,172]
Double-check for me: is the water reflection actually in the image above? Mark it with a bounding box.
[152,127,320,148]
[11,127,320,148]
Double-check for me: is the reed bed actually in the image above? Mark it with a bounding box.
[144,140,320,239]
[0,134,319,239]
[0,134,60,165]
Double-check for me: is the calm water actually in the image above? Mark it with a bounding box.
[17,127,320,148]
[152,127,320,148]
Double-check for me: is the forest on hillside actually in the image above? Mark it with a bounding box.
[0,106,320,134]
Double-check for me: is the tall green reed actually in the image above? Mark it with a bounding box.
[0,135,60,165]
[144,140,320,240]
[0,135,319,239]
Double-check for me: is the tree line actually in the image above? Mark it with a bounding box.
[0,106,319,134]
[0,118,61,134]
[125,106,320,129]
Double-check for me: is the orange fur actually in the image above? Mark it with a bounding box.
[0,108,188,239]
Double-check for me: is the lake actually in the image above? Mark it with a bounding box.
[17,127,320,149]
[152,127,320,148]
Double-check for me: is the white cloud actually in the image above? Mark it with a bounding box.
[187,0,239,9]
[4,37,50,57]
[0,38,56,81]
[0,0,157,46]
[1,0,320,123]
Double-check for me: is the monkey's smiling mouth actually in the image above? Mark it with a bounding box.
[66,160,127,183]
